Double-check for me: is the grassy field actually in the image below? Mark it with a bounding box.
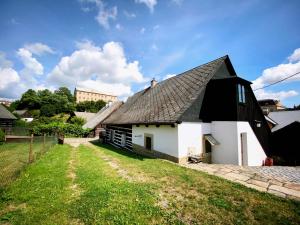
[0,142,299,225]
[0,137,56,188]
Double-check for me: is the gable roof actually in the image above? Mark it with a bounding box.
[83,101,123,129]
[104,55,236,125]
[0,104,17,120]
[74,112,96,122]
[268,110,300,132]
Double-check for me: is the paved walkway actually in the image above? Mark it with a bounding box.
[182,163,300,201]
[64,137,99,147]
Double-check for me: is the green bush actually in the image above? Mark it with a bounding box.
[31,122,91,137]
[0,129,5,144]
[69,116,86,126]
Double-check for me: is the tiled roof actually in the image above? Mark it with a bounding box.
[104,56,229,125]
[83,101,123,129]
[0,104,17,120]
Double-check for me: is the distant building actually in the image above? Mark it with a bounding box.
[0,100,12,107]
[258,99,286,114]
[0,104,17,132]
[13,110,34,122]
[74,87,118,103]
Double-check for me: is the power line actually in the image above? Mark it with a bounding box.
[253,71,300,91]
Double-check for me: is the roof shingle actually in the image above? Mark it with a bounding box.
[104,56,230,125]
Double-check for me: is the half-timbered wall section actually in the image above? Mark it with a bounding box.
[105,125,132,151]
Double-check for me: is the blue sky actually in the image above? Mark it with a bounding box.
[0,0,300,106]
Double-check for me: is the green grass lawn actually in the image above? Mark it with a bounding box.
[0,142,299,225]
[0,137,56,188]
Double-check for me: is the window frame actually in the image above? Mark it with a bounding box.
[238,84,246,104]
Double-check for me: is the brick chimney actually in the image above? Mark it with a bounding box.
[151,78,157,88]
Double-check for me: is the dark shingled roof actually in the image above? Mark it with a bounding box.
[0,104,17,120]
[104,55,233,125]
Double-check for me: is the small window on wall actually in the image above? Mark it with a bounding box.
[145,136,152,150]
[238,84,246,103]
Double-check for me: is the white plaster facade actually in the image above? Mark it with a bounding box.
[132,121,266,166]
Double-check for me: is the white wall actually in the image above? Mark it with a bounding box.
[132,125,179,158]
[211,121,239,164]
[177,122,211,158]
[237,122,266,166]
[132,121,266,166]
[211,121,266,166]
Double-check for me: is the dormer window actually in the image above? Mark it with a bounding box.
[238,84,246,103]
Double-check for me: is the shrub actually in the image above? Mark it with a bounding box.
[31,122,91,137]
[69,116,86,126]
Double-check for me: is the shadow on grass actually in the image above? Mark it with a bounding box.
[89,141,153,162]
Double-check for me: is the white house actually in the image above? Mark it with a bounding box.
[103,56,270,166]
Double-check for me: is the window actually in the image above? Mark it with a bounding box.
[238,84,246,103]
[145,137,152,150]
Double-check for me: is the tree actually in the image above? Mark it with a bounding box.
[55,87,75,103]
[40,104,56,117]
[19,89,40,109]
[76,100,106,113]
[9,100,21,111]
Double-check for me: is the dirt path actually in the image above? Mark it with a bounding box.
[67,147,84,225]
[84,142,147,183]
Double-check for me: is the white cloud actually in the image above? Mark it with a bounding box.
[48,41,145,98]
[0,52,13,68]
[0,53,22,98]
[288,48,300,63]
[0,68,20,90]
[163,73,176,80]
[17,48,43,75]
[252,48,300,91]
[140,27,146,34]
[124,10,136,18]
[24,43,55,56]
[254,89,298,101]
[252,48,300,102]
[75,39,101,51]
[95,5,117,29]
[135,0,157,13]
[80,0,117,29]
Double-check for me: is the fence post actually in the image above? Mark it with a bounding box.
[43,133,46,154]
[28,133,34,163]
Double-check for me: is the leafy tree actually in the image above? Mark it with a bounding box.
[19,89,40,109]
[9,100,21,111]
[76,100,106,113]
[55,87,74,103]
[40,104,56,117]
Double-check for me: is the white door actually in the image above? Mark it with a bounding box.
[240,133,248,166]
